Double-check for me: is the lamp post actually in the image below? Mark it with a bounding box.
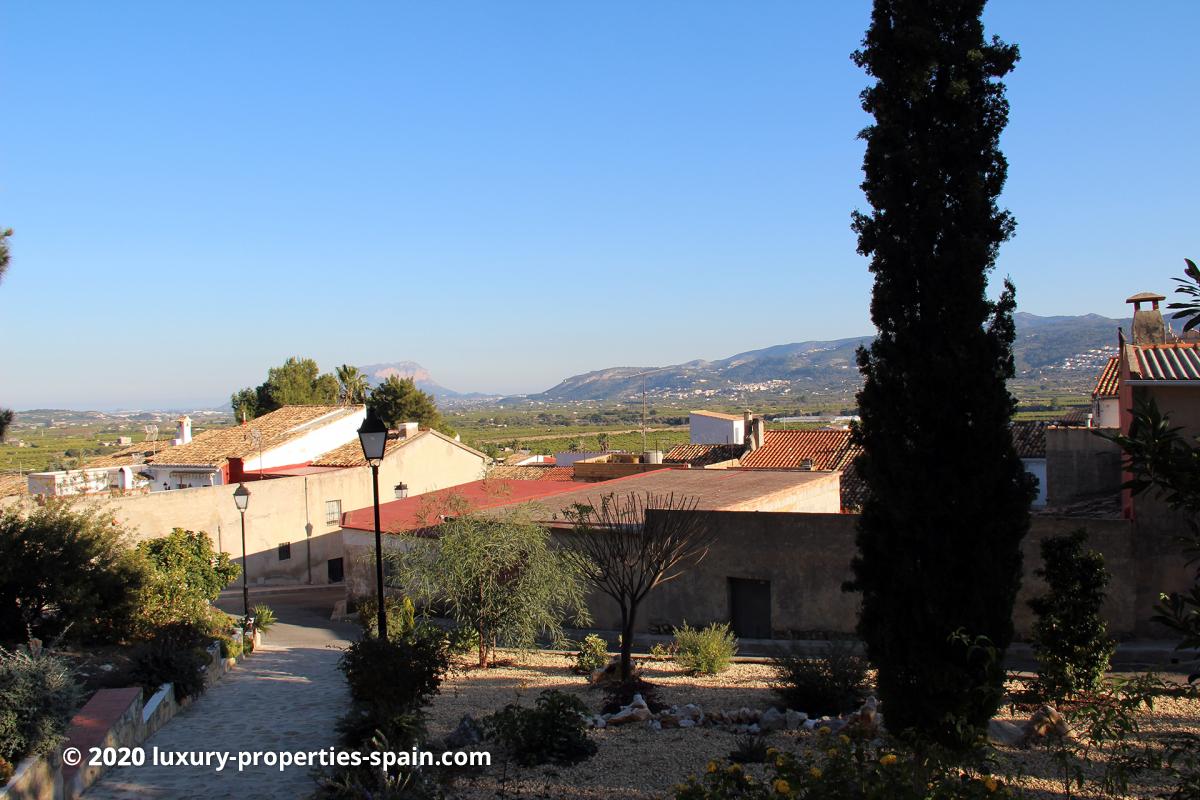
[232,483,252,642]
[357,408,389,639]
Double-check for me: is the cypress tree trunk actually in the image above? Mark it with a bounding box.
[848,0,1035,747]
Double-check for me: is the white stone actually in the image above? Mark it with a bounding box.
[785,710,807,730]
[678,718,696,728]
[760,707,785,731]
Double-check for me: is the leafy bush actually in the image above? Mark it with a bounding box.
[131,621,212,702]
[772,640,869,716]
[446,623,479,657]
[674,622,737,676]
[355,596,415,641]
[573,634,609,674]
[0,645,82,763]
[1028,530,1115,701]
[675,731,1022,799]
[336,624,450,749]
[484,690,596,766]
[134,529,239,638]
[251,604,277,633]
[0,502,148,644]
[650,641,677,660]
[312,731,443,800]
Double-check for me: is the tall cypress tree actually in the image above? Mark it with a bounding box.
[847,0,1035,747]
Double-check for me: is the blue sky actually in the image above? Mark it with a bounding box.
[1,1,1197,409]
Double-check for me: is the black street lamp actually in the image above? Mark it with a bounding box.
[232,482,252,643]
[357,408,389,639]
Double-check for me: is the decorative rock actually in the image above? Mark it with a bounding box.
[987,719,1024,747]
[646,719,662,731]
[736,707,757,724]
[1025,705,1070,741]
[681,704,703,721]
[609,706,652,726]
[630,693,649,710]
[592,716,607,729]
[802,718,817,731]
[678,718,696,728]
[445,714,485,748]
[759,707,785,731]
[747,723,761,734]
[658,713,680,728]
[785,710,807,730]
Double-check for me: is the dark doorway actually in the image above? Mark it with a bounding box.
[327,557,344,584]
[729,577,771,639]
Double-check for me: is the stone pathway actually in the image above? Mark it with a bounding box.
[83,619,351,799]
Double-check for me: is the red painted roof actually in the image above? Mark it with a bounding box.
[1093,356,1120,398]
[739,430,859,471]
[340,478,591,533]
[1131,342,1200,381]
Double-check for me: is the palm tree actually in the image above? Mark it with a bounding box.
[336,364,369,405]
[0,229,12,439]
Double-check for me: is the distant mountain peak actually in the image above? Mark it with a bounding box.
[358,361,460,399]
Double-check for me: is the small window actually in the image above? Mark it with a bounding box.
[278,542,291,561]
[325,499,342,526]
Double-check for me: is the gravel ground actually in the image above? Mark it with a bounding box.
[426,650,1200,799]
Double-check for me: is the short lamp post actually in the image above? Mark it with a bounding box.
[232,483,252,642]
[357,408,389,639]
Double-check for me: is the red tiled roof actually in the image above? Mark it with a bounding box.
[739,430,859,471]
[1093,356,1120,398]
[486,465,577,482]
[1130,342,1200,381]
[340,478,589,533]
[1011,421,1047,459]
[664,444,744,467]
[153,405,362,467]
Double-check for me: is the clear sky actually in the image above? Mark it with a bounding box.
[1,1,1197,409]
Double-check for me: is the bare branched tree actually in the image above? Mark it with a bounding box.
[561,492,714,679]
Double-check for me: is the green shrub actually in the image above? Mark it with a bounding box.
[573,634,609,674]
[675,732,1023,799]
[131,622,212,702]
[336,624,450,749]
[650,641,676,660]
[355,596,416,641]
[1029,530,1115,701]
[674,622,737,675]
[772,640,869,716]
[0,645,82,763]
[0,502,148,644]
[312,731,442,800]
[728,734,770,764]
[446,623,478,657]
[250,604,277,633]
[484,689,596,767]
[134,529,239,639]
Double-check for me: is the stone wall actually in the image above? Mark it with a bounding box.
[1045,426,1122,507]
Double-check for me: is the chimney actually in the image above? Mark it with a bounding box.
[743,410,755,450]
[1126,292,1167,345]
[174,415,192,445]
[399,421,420,438]
[753,417,766,451]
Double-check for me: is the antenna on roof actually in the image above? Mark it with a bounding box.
[143,424,159,442]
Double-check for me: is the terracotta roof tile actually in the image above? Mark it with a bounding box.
[0,473,27,498]
[1011,421,1047,459]
[153,405,361,467]
[84,439,176,468]
[1130,342,1200,381]
[739,430,858,471]
[312,429,422,467]
[487,465,576,482]
[663,444,745,467]
[1092,356,1120,398]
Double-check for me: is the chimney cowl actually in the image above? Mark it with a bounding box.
[1127,291,1167,345]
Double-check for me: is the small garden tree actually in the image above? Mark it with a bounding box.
[369,375,454,436]
[562,492,714,680]
[0,502,147,644]
[1028,530,1115,700]
[388,508,589,667]
[134,528,241,636]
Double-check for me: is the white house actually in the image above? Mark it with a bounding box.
[1091,356,1120,429]
[689,410,747,445]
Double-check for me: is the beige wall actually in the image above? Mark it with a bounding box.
[1045,426,1123,507]
[76,432,485,586]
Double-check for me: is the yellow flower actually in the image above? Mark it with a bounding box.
[766,747,779,759]
[838,734,851,745]
[827,748,838,757]
[816,726,830,736]
[706,760,718,774]
[808,767,823,779]
[984,776,999,793]
[773,778,791,795]
[879,754,898,766]
[776,756,786,768]
[726,763,743,774]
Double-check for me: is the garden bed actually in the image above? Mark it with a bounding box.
[426,650,1200,799]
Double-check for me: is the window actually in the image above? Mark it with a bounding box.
[278,542,291,561]
[325,499,342,526]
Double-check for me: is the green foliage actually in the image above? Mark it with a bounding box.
[0,501,148,644]
[1167,257,1200,334]
[312,731,443,800]
[134,529,239,636]
[573,634,609,674]
[231,356,339,419]
[728,734,771,765]
[772,641,869,717]
[1029,531,1114,700]
[1101,398,1200,654]
[369,376,454,436]
[336,625,450,749]
[483,689,596,767]
[335,364,370,405]
[674,622,737,676]
[0,644,82,764]
[676,732,1022,799]
[388,508,589,667]
[847,0,1033,749]
[250,604,277,633]
[131,621,213,702]
[355,596,416,641]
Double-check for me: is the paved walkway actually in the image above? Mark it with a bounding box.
[83,590,354,799]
